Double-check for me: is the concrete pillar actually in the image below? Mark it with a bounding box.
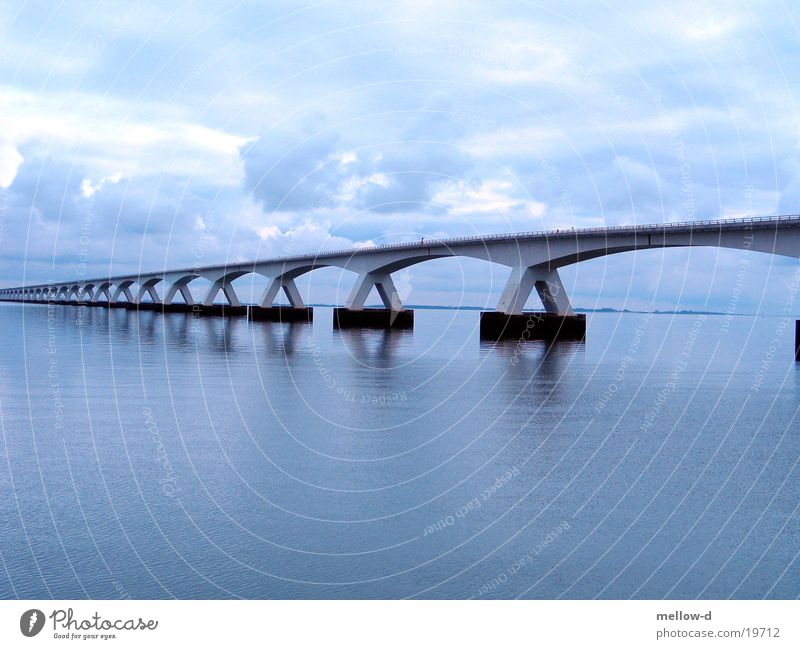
[534,271,574,316]
[79,286,95,302]
[496,266,536,315]
[92,283,113,303]
[135,281,162,304]
[260,277,305,308]
[497,266,574,315]
[164,282,194,306]
[203,278,241,307]
[111,283,134,303]
[345,271,404,311]
[485,267,581,341]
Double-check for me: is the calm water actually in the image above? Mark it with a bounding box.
[0,302,798,599]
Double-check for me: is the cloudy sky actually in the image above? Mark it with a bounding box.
[1,0,800,310]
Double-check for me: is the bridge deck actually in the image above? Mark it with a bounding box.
[3,213,800,292]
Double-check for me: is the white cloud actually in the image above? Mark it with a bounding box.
[80,172,123,198]
[433,180,546,218]
[0,86,251,185]
[0,138,23,188]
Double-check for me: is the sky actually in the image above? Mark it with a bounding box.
[1,0,800,311]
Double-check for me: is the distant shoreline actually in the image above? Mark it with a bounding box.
[309,304,765,316]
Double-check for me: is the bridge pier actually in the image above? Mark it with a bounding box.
[251,276,312,321]
[203,278,241,307]
[194,304,247,316]
[480,311,586,341]
[122,301,247,316]
[249,305,313,322]
[111,282,135,303]
[497,266,574,316]
[482,267,584,341]
[334,307,413,329]
[335,270,412,328]
[124,301,159,311]
[796,321,800,362]
[134,280,162,305]
[260,277,305,308]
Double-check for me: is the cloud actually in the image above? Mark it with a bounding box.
[0,86,250,185]
[242,94,475,215]
[348,94,474,213]
[3,1,800,310]
[241,118,344,211]
[81,172,122,198]
[432,179,545,220]
[0,153,243,282]
[0,138,23,188]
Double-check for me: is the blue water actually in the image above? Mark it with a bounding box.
[0,303,798,599]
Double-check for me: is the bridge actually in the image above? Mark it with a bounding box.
[2,214,800,341]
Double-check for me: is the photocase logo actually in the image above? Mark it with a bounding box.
[20,609,45,637]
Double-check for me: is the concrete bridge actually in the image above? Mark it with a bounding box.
[2,214,800,340]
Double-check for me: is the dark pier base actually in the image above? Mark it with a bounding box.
[796,320,800,362]
[195,304,247,317]
[333,307,414,329]
[248,306,313,322]
[123,302,156,311]
[480,311,586,341]
[121,302,247,316]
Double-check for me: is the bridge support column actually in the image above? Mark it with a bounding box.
[134,283,162,307]
[345,271,405,312]
[197,278,246,316]
[497,267,574,316]
[164,282,195,306]
[260,277,305,308]
[79,287,95,303]
[335,271,413,329]
[249,277,313,322]
[111,283,134,305]
[203,279,241,307]
[89,283,112,306]
[482,266,584,341]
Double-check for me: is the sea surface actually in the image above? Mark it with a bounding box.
[0,302,798,599]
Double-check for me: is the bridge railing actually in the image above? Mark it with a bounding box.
[266,213,800,263]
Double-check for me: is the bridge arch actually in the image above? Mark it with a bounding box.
[110,280,135,302]
[251,263,337,308]
[162,273,202,305]
[134,277,164,304]
[78,284,95,301]
[92,282,113,303]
